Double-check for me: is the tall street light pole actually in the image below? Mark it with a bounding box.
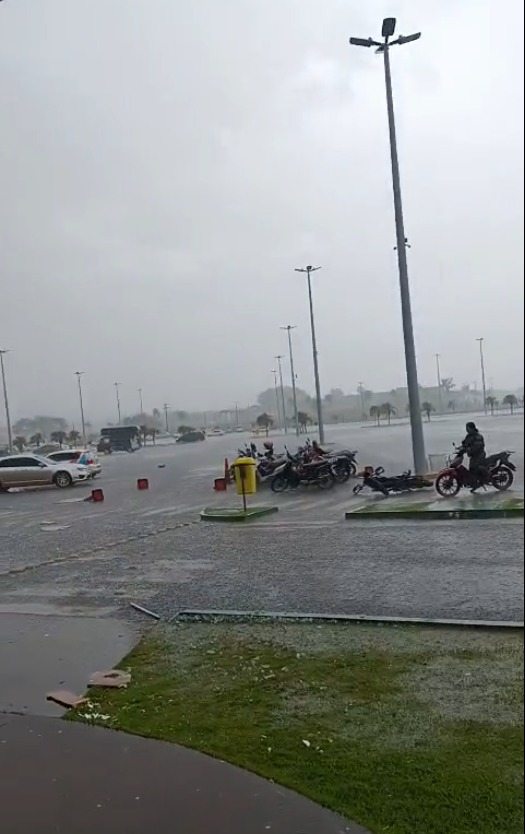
[477,338,488,414]
[275,355,288,434]
[295,265,325,443]
[114,382,122,425]
[0,349,13,453]
[435,354,443,413]
[75,371,86,445]
[138,388,144,416]
[163,403,170,433]
[281,326,300,437]
[350,18,427,474]
[271,370,281,428]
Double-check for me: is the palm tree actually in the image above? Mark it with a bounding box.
[297,411,310,434]
[448,400,456,413]
[440,377,455,392]
[369,405,381,426]
[68,430,81,446]
[29,432,44,448]
[421,402,435,421]
[50,430,67,448]
[381,402,396,425]
[13,436,26,452]
[256,413,274,436]
[485,395,498,416]
[503,394,518,414]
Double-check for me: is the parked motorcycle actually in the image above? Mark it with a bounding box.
[270,451,335,492]
[302,439,358,483]
[435,446,516,497]
[353,466,433,497]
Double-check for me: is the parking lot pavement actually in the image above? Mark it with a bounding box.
[0,416,523,623]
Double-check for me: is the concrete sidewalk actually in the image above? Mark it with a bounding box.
[0,714,365,834]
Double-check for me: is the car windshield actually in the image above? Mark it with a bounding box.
[33,455,56,467]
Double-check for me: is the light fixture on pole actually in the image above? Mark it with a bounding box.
[477,338,488,414]
[280,326,300,437]
[275,355,288,434]
[0,349,13,453]
[295,265,325,443]
[114,382,122,425]
[74,371,87,445]
[349,18,427,474]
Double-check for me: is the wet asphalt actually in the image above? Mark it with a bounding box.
[0,413,523,624]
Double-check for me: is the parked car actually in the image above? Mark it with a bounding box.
[176,430,206,444]
[47,449,102,478]
[0,454,90,490]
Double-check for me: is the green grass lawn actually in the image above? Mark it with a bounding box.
[75,621,524,834]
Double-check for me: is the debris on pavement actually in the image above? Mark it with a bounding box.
[130,602,162,620]
[88,669,132,689]
[46,690,89,709]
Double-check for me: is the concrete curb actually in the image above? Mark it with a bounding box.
[172,609,524,630]
[345,507,524,521]
[200,506,279,522]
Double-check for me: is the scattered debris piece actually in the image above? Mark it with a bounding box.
[46,690,89,709]
[88,669,131,689]
[302,739,311,748]
[130,602,161,620]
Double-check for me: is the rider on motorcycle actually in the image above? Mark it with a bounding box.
[462,422,486,492]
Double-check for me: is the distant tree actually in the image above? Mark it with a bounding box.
[178,425,195,435]
[297,411,310,433]
[13,436,26,452]
[485,396,498,416]
[440,377,455,392]
[50,430,67,448]
[68,430,81,446]
[152,408,162,425]
[369,405,381,426]
[148,427,158,445]
[256,413,274,436]
[421,402,435,421]
[503,394,518,414]
[29,432,44,448]
[448,400,456,413]
[380,402,396,425]
[140,425,148,445]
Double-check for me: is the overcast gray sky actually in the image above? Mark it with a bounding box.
[1,0,523,422]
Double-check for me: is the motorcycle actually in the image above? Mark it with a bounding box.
[302,439,358,483]
[353,466,433,497]
[435,446,516,497]
[270,451,335,492]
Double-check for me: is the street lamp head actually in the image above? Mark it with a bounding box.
[382,17,396,38]
[349,36,380,48]
[396,32,421,45]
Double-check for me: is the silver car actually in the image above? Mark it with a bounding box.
[0,454,90,491]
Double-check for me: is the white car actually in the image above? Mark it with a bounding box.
[47,449,102,479]
[0,454,90,491]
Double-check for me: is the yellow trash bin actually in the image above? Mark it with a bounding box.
[233,457,257,496]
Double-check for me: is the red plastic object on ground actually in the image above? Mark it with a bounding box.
[91,488,104,502]
[137,478,149,490]
[214,477,227,491]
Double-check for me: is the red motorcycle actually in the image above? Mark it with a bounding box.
[435,445,516,498]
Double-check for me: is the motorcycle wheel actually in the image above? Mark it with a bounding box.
[271,474,289,493]
[317,470,335,490]
[333,461,351,484]
[491,466,514,491]
[435,472,461,497]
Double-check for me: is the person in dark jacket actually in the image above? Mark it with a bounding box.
[462,422,486,492]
